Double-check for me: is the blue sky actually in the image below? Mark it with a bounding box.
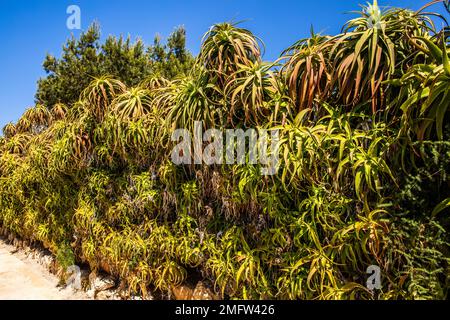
[0,0,447,129]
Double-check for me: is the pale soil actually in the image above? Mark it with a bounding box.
[0,240,88,300]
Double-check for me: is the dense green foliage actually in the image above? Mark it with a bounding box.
[36,24,194,107]
[1,1,449,299]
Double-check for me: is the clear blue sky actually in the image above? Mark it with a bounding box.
[0,0,447,129]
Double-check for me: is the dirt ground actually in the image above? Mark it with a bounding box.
[0,240,87,300]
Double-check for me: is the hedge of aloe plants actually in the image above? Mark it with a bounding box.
[0,1,449,299]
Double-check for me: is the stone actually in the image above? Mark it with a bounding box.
[192,281,218,300]
[172,281,218,300]
[171,284,195,300]
[92,275,116,292]
[86,288,96,299]
[96,290,115,300]
[39,255,53,269]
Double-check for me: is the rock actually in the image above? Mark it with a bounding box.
[192,281,218,300]
[87,274,116,299]
[48,259,59,274]
[91,275,116,292]
[32,251,41,260]
[110,293,122,300]
[39,255,53,269]
[171,284,195,300]
[172,281,218,300]
[144,291,154,300]
[86,288,96,299]
[96,290,115,300]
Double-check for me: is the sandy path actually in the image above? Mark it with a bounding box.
[0,240,87,300]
